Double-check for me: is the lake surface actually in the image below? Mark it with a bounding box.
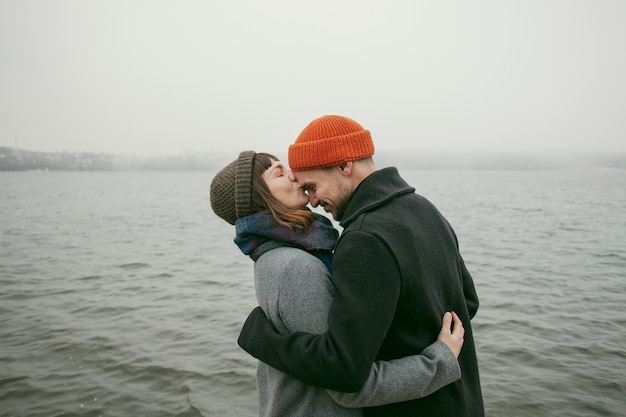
[1,169,625,416]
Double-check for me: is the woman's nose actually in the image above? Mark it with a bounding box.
[288,171,297,182]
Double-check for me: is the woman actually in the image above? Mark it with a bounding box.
[210,151,464,417]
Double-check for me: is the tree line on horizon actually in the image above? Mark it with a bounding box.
[1,146,624,171]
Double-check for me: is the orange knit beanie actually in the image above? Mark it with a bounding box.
[288,115,374,171]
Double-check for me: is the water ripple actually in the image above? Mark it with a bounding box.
[2,170,625,417]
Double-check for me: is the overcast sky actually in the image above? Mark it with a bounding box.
[1,0,625,157]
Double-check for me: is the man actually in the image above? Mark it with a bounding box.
[238,115,484,416]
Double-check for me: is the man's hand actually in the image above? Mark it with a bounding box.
[437,311,464,359]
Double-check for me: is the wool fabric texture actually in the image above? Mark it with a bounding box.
[288,115,375,171]
[234,211,338,272]
[210,150,256,225]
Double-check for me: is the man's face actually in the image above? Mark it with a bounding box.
[291,167,352,221]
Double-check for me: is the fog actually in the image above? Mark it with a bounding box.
[1,1,625,158]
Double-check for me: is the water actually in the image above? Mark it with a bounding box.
[1,169,625,416]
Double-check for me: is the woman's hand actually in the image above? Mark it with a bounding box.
[437,311,465,359]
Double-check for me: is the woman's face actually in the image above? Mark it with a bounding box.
[262,158,309,209]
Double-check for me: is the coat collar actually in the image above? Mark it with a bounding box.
[340,167,415,228]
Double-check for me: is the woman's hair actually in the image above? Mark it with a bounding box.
[250,153,316,230]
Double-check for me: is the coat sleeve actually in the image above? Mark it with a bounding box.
[328,340,461,407]
[459,256,479,319]
[238,231,401,392]
[447,220,480,319]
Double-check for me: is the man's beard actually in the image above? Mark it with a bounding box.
[331,183,352,221]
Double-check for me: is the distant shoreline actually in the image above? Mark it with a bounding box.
[1,147,625,171]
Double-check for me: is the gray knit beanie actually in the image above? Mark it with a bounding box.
[210,150,256,225]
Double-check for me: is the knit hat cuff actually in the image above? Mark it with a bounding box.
[288,129,374,171]
[234,151,255,219]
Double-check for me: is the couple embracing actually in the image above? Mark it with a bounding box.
[210,115,484,417]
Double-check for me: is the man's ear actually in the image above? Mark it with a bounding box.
[339,161,353,174]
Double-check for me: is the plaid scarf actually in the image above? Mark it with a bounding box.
[234,211,338,271]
